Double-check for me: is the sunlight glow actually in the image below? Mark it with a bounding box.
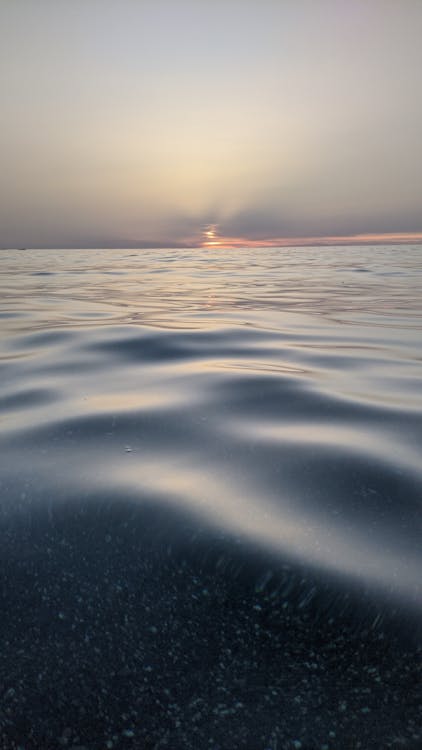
[201,224,221,247]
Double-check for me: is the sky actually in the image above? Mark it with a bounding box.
[1,0,422,249]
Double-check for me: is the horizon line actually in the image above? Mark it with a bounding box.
[3,231,422,251]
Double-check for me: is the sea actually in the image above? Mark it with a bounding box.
[0,245,421,749]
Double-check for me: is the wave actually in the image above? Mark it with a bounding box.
[0,246,421,749]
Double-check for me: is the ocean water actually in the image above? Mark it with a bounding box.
[0,245,421,749]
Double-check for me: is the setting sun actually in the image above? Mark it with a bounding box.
[202,224,223,246]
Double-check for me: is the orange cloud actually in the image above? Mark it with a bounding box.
[198,232,422,249]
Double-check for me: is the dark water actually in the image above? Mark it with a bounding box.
[0,246,421,749]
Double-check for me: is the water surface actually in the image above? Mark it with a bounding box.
[0,246,421,749]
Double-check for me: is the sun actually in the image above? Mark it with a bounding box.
[202,224,221,246]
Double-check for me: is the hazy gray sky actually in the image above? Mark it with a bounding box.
[1,0,421,247]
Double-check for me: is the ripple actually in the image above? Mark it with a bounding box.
[0,387,59,412]
[0,246,422,747]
